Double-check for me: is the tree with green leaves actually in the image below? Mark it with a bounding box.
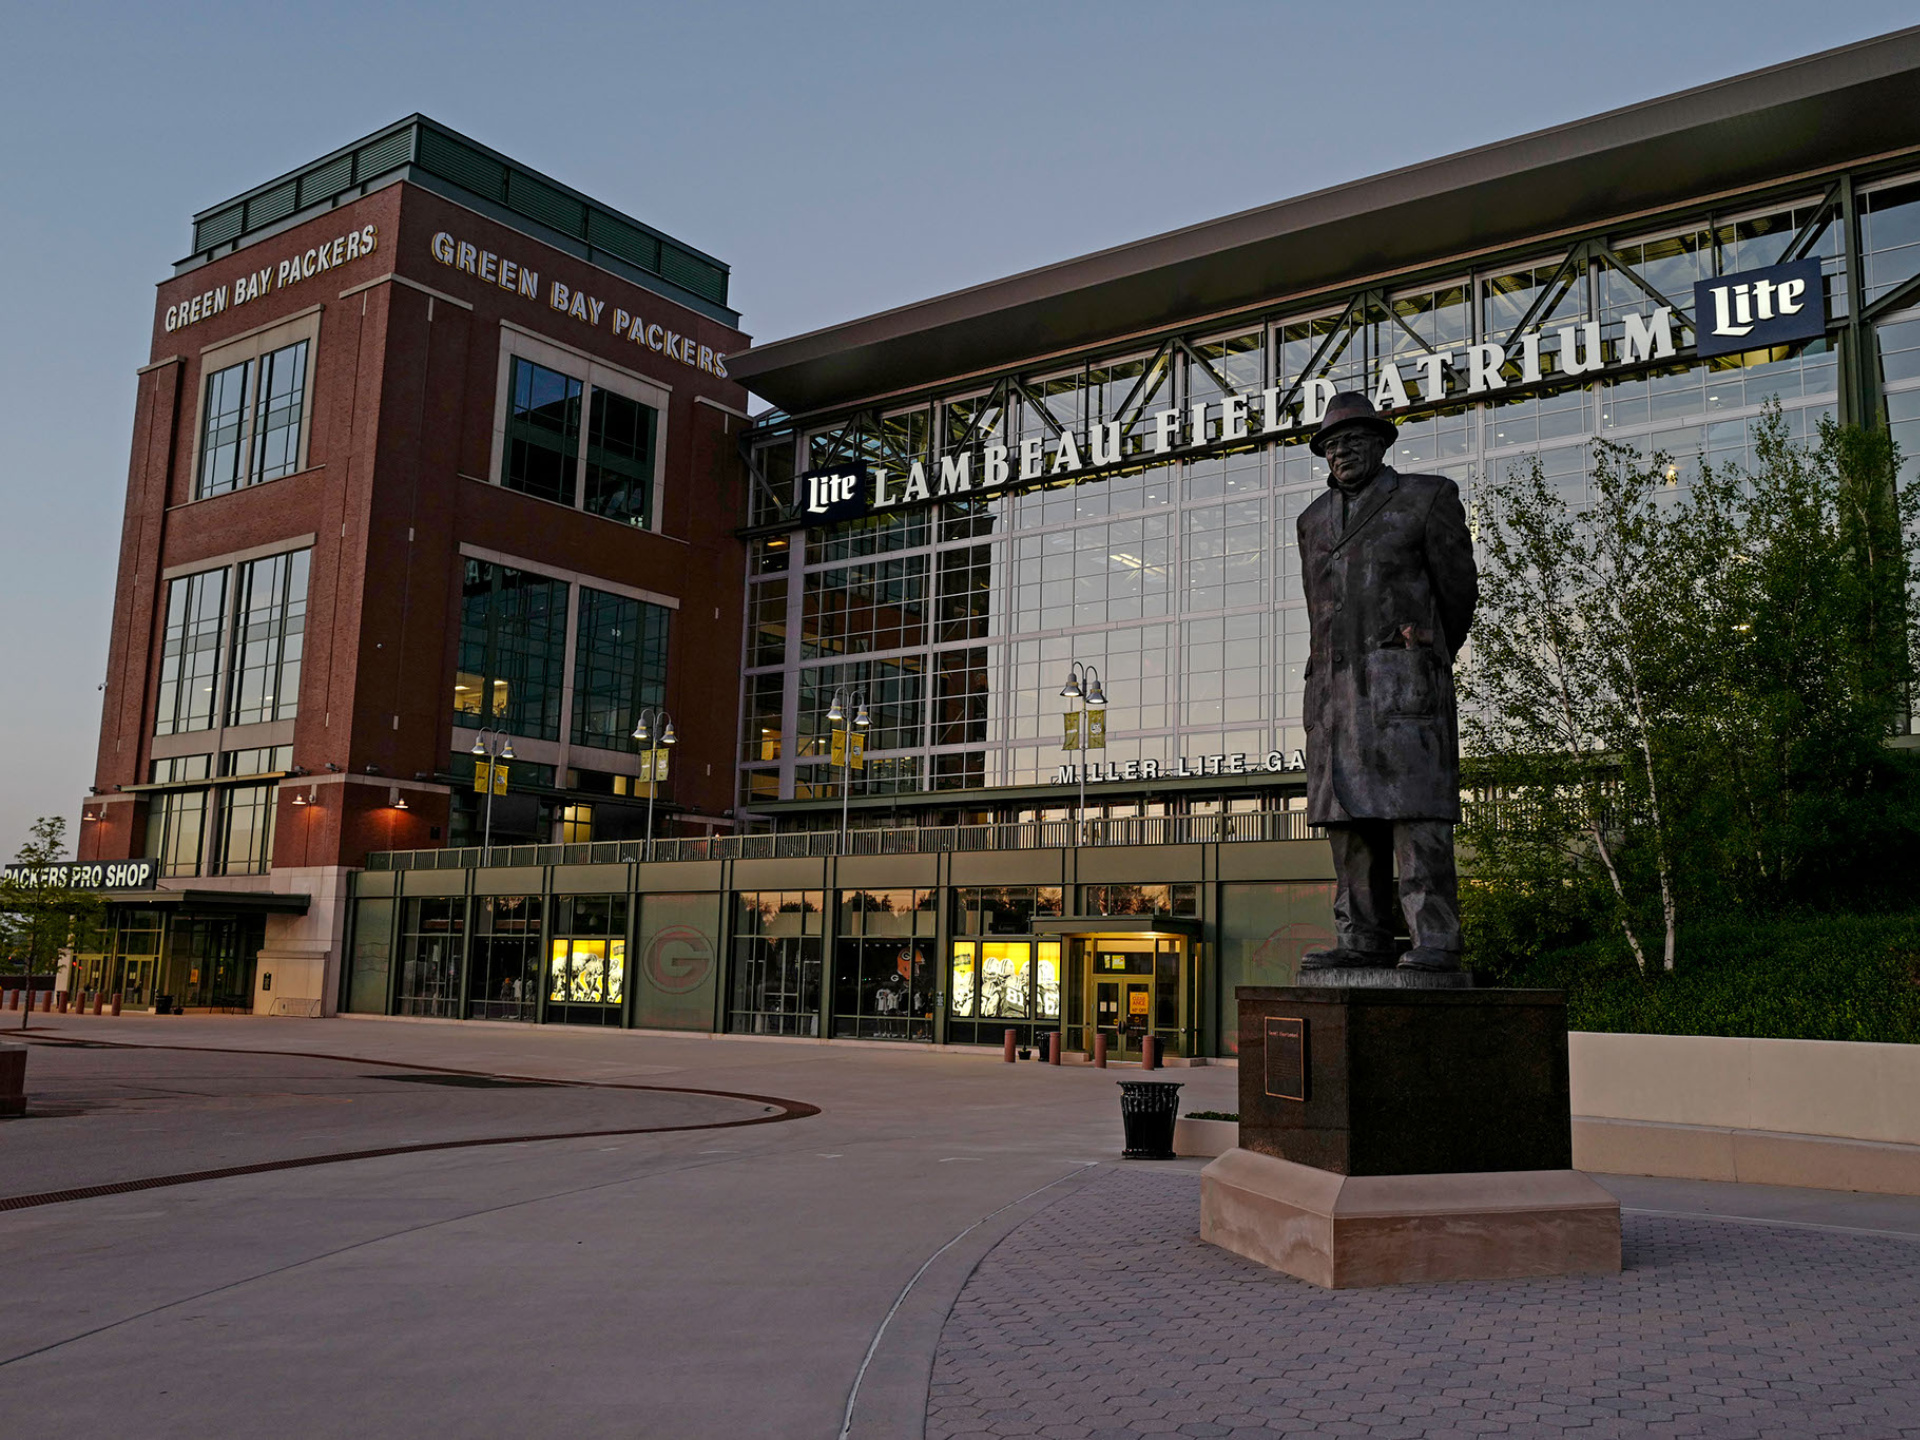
[0,816,106,1028]
[1461,409,1920,977]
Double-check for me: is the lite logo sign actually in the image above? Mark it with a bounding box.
[1693,258,1825,359]
[800,466,870,522]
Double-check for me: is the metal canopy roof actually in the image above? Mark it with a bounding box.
[731,27,1920,416]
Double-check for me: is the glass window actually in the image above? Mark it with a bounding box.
[728,890,822,1036]
[454,560,569,740]
[212,782,276,876]
[502,357,582,505]
[801,556,930,657]
[749,580,788,668]
[949,941,976,1017]
[195,340,310,499]
[952,886,1062,934]
[570,587,670,752]
[227,549,310,726]
[978,942,1028,1018]
[397,897,465,1018]
[1083,883,1198,917]
[156,569,228,736]
[252,341,309,481]
[147,786,209,878]
[545,895,629,1024]
[584,387,657,526]
[198,360,252,498]
[468,898,545,1029]
[345,898,394,1014]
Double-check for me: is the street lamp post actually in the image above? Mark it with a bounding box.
[630,707,677,861]
[1058,662,1107,844]
[826,686,870,855]
[469,729,515,858]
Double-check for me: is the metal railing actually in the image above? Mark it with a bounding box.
[362,808,1317,872]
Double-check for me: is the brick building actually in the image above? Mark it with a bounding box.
[72,117,751,1016]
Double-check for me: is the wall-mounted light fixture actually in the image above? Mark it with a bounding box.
[388,786,409,811]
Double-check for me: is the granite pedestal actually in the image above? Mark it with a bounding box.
[1200,984,1620,1287]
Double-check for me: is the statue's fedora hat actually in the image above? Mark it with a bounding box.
[1309,391,1398,456]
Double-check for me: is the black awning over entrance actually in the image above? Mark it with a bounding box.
[109,889,311,916]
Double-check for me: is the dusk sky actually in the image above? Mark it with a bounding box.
[2,0,1913,852]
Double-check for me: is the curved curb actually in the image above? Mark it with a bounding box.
[841,1163,1110,1440]
[3,1035,820,1212]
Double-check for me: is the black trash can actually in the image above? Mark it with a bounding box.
[1118,1080,1183,1160]
[153,994,174,1015]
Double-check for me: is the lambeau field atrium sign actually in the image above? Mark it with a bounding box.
[799,265,1828,526]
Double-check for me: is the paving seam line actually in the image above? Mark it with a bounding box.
[1621,1205,1920,1242]
[839,1161,1107,1440]
[14,1031,813,1111]
[2,1041,822,1211]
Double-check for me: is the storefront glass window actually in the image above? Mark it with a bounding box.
[546,895,628,1026]
[471,895,542,1021]
[728,891,822,1036]
[832,889,936,1040]
[397,897,465,1018]
[949,942,976,1017]
[345,898,394,1014]
[1081,884,1197,917]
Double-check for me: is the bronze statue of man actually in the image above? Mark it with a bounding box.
[1296,393,1478,973]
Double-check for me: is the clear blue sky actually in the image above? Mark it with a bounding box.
[1,0,1912,853]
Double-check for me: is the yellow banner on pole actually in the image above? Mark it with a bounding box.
[474,762,507,795]
[1087,710,1107,750]
[638,749,671,784]
[1062,711,1081,752]
[830,729,867,770]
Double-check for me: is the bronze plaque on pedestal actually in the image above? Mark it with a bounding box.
[1264,1017,1307,1100]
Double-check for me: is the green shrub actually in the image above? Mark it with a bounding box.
[1498,911,1920,1043]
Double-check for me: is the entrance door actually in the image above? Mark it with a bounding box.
[121,957,155,1009]
[1093,975,1154,1059]
[1086,938,1194,1059]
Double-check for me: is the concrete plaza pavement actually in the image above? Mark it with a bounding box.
[3,1014,1917,1439]
[0,1013,1232,1439]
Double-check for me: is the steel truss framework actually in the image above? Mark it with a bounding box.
[738,156,1920,534]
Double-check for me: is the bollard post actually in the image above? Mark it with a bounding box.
[4,989,14,1011]
[1142,1035,1161,1070]
[1094,1033,1108,1068]
[111,992,122,1017]
[55,990,68,1015]
[1003,1028,1017,1063]
[42,989,53,1013]
[92,992,103,1016]
[1048,1031,1061,1065]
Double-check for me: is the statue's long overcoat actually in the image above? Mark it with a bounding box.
[1298,467,1478,822]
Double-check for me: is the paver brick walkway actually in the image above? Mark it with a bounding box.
[927,1169,1920,1439]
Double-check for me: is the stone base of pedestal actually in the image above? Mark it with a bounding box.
[1200,1147,1621,1289]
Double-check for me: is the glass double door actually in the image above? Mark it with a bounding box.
[1085,937,1190,1059]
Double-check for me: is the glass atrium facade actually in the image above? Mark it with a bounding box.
[740,174,1920,819]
